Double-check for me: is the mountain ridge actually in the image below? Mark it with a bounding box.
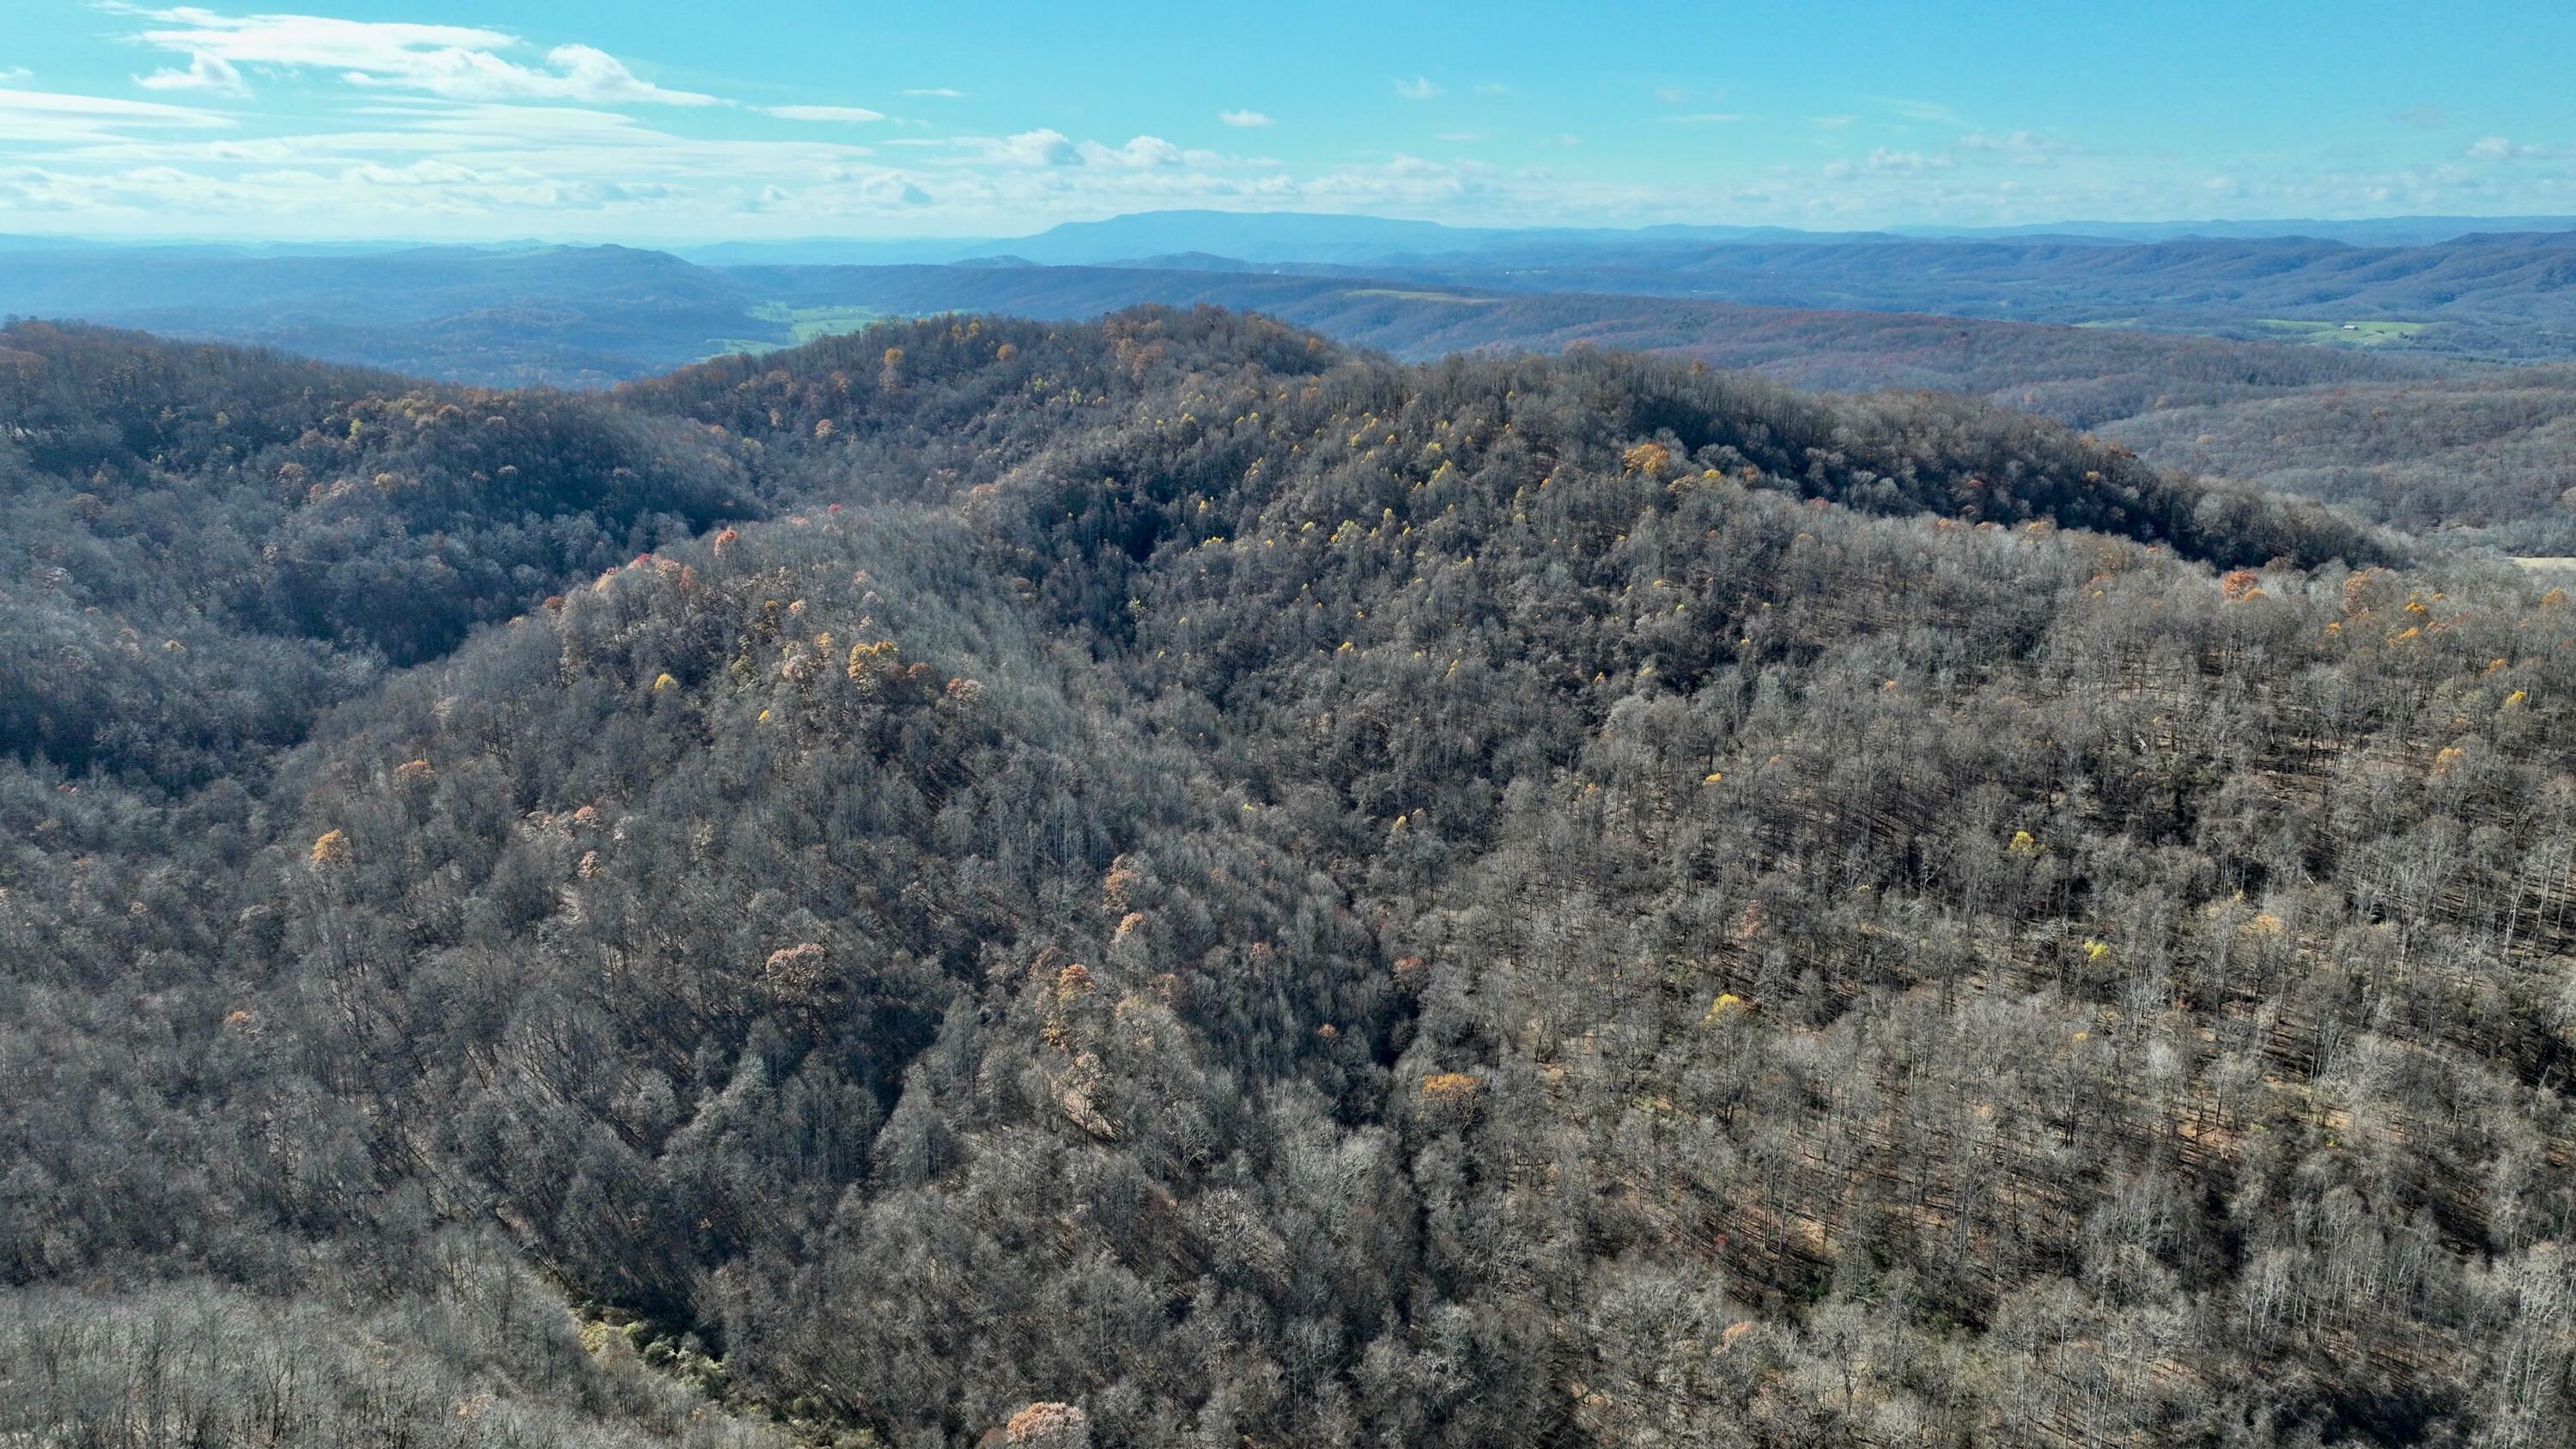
[15,310,2573,1448]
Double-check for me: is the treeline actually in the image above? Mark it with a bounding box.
[0,308,2569,1448]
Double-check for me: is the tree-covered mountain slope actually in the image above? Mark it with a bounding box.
[2101,363,2576,555]
[4,310,2572,1449]
[0,320,772,786]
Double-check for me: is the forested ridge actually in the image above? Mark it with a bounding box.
[3,309,2573,1449]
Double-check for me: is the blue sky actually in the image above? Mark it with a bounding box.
[3,0,2573,240]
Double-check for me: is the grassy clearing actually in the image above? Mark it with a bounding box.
[754,302,889,342]
[707,303,890,359]
[1343,288,1504,304]
[2253,318,2431,345]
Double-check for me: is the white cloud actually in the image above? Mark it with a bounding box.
[1959,130,2069,166]
[914,130,1216,171]
[900,88,963,98]
[2465,135,2553,161]
[136,49,248,97]
[768,105,884,123]
[1394,76,1441,100]
[1218,109,1272,128]
[1862,146,1953,174]
[980,127,1079,166]
[15,20,2576,244]
[0,84,234,142]
[1080,134,1186,168]
[0,67,33,82]
[1883,98,1964,125]
[117,7,720,106]
[1662,113,1745,125]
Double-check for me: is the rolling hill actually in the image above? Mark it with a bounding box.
[7,310,2573,1446]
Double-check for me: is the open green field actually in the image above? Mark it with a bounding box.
[762,302,889,342]
[2252,318,2431,345]
[707,303,890,358]
[1343,288,1504,304]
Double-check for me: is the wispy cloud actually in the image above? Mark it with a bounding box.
[974,127,1078,167]
[1218,108,1272,128]
[1959,130,2070,166]
[1394,76,1441,100]
[768,105,883,123]
[0,84,234,143]
[900,88,963,99]
[1882,97,1963,125]
[1824,146,1955,180]
[135,48,248,96]
[915,129,1214,170]
[2391,105,2448,129]
[2467,135,2555,161]
[113,6,720,106]
[1662,113,1745,125]
[1083,135,1189,167]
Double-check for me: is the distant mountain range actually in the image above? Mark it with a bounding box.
[8,210,2573,381]
[0,243,781,385]
[1,239,2445,408]
[667,209,2576,269]
[12,210,2576,550]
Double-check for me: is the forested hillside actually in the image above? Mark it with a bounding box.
[730,260,2432,428]
[4,310,2573,1448]
[40,235,2576,557]
[2102,366,2576,554]
[1235,228,2576,361]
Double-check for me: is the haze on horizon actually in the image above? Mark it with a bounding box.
[4,0,2575,243]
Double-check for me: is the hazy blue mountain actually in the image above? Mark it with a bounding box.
[681,209,2576,271]
[1907,214,2576,247]
[0,243,781,384]
[674,236,1001,266]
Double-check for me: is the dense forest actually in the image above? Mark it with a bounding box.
[3,308,2573,1448]
[2101,367,2576,555]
